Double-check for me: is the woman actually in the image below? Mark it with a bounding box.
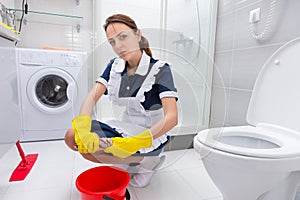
[65,14,178,187]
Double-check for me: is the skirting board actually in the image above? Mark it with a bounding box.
[164,134,196,151]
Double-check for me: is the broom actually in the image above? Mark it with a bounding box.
[9,141,38,182]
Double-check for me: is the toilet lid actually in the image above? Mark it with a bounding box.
[247,37,300,133]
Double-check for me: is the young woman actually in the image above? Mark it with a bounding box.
[65,14,178,187]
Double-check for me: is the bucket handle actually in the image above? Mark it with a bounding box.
[103,188,131,200]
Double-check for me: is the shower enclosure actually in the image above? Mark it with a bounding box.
[92,0,218,136]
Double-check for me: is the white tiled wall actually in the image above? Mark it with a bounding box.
[13,0,93,52]
[1,0,14,8]
[210,0,300,127]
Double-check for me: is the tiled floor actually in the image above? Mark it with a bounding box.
[0,140,222,200]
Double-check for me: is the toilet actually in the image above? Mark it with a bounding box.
[193,37,300,200]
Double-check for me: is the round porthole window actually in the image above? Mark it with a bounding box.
[35,75,69,107]
[27,67,77,114]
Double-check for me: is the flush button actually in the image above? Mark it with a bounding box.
[274,59,280,65]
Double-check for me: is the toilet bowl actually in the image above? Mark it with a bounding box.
[194,37,300,200]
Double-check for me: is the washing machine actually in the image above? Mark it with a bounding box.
[17,48,88,142]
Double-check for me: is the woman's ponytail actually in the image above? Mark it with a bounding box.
[140,35,152,57]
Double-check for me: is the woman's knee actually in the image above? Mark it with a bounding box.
[81,153,104,163]
[64,129,107,164]
[64,129,77,151]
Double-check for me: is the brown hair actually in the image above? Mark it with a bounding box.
[103,14,152,57]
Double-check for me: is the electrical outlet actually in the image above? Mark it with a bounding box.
[249,8,261,24]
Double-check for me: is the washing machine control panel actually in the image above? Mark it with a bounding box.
[60,53,84,67]
[18,49,86,67]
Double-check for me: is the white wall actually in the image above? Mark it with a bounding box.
[210,0,300,127]
[13,0,93,52]
[1,0,14,8]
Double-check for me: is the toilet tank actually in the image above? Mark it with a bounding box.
[0,26,21,159]
[247,37,300,133]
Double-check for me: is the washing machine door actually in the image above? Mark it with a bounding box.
[27,67,77,114]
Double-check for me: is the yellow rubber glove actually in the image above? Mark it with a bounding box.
[72,115,99,154]
[104,130,153,158]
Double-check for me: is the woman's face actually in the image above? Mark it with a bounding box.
[106,22,141,62]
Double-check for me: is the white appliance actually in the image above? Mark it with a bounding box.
[0,25,20,159]
[194,37,300,200]
[17,48,88,142]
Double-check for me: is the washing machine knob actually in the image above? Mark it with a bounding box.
[68,57,80,66]
[65,58,71,66]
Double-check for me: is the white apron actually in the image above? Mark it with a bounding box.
[105,57,169,153]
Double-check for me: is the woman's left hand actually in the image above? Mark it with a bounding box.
[104,130,153,158]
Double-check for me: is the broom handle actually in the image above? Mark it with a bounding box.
[16,141,27,164]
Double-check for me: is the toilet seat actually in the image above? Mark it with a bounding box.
[197,124,300,159]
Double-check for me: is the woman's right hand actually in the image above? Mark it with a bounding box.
[72,115,100,153]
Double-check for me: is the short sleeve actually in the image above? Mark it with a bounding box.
[155,63,178,100]
[96,59,115,89]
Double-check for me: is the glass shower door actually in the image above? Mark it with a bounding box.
[155,0,218,135]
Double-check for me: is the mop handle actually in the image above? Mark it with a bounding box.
[16,141,27,164]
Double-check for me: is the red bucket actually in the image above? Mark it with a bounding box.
[76,166,130,200]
